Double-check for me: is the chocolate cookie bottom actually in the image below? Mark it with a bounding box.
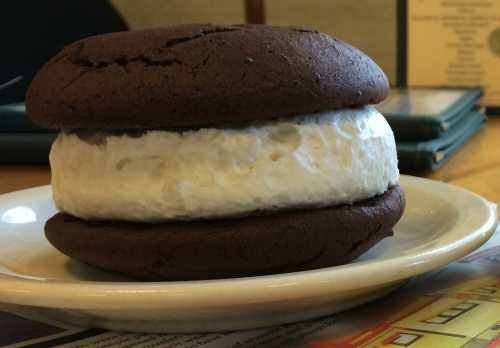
[45,185,405,281]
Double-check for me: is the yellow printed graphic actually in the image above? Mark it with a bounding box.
[369,328,464,348]
[395,298,497,338]
[310,277,500,348]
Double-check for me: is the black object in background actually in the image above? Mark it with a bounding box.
[0,1,127,164]
[1,1,128,104]
[0,133,57,164]
[0,103,51,133]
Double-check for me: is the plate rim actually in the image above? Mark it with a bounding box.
[0,175,497,309]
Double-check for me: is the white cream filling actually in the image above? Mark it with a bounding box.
[50,106,399,222]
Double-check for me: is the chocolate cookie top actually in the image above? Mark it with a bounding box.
[27,24,389,130]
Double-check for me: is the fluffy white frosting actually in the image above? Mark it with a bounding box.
[50,106,399,222]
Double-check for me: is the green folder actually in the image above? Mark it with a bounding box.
[397,110,486,172]
[377,88,482,141]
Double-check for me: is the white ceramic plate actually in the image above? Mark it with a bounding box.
[0,175,496,333]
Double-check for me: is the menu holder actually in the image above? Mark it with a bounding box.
[397,109,486,172]
[377,88,482,141]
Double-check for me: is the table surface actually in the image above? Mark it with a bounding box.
[1,117,500,202]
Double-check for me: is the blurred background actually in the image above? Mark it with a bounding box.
[110,0,398,84]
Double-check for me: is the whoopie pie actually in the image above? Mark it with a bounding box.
[26,24,404,280]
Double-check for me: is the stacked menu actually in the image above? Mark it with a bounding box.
[0,103,56,164]
[377,88,485,172]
